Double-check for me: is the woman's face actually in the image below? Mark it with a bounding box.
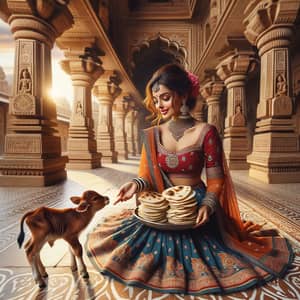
[152,84,176,120]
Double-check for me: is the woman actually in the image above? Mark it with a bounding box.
[86,64,293,295]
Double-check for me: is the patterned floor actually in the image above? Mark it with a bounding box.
[0,158,299,300]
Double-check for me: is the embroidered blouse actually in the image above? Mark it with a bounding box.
[155,124,224,196]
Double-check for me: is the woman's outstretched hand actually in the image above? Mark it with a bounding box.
[114,181,138,205]
[194,205,211,228]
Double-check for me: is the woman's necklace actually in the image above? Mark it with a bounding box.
[168,117,195,141]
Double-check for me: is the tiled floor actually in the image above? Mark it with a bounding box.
[0,157,299,299]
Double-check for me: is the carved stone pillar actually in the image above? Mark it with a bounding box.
[0,67,9,94]
[191,95,205,122]
[60,46,103,169]
[200,72,224,133]
[0,0,73,186]
[125,101,137,156]
[217,47,257,169]
[244,0,300,183]
[93,71,120,163]
[113,93,129,160]
[133,110,139,155]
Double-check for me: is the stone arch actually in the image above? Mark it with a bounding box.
[130,33,187,71]
[129,34,188,96]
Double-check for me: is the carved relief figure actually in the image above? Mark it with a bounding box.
[232,104,245,126]
[18,68,32,94]
[276,73,287,96]
[75,101,83,115]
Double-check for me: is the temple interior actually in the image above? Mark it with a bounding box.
[0,0,299,299]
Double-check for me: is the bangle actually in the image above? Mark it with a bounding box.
[132,177,149,193]
[201,192,218,215]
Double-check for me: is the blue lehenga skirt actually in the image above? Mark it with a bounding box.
[86,187,293,295]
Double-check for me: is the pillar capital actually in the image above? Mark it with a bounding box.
[60,46,104,86]
[200,70,224,132]
[114,92,131,113]
[93,70,121,100]
[217,52,257,87]
[1,0,73,47]
[244,0,299,55]
[200,71,224,103]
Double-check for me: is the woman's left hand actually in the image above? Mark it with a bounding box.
[194,205,211,228]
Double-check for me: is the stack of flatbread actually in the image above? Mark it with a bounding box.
[162,185,198,225]
[138,191,169,223]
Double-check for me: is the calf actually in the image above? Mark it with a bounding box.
[17,190,109,288]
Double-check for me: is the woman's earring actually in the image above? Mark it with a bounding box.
[178,98,190,119]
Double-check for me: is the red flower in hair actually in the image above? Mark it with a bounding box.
[187,71,200,98]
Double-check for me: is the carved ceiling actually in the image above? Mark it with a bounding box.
[127,0,198,20]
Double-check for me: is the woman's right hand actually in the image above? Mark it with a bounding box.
[114,181,138,205]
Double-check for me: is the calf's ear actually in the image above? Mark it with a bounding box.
[76,201,90,213]
[70,196,81,205]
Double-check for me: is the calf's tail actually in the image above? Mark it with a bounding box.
[17,211,34,248]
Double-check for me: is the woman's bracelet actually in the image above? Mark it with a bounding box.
[201,192,218,215]
[132,177,150,193]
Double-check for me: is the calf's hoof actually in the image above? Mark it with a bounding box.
[42,272,48,278]
[71,266,77,272]
[81,271,89,279]
[37,280,46,289]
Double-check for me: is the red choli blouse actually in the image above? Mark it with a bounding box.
[155,124,224,180]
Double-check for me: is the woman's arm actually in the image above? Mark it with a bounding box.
[114,144,151,204]
[195,125,225,226]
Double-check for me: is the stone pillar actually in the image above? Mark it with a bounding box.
[60,46,103,169]
[200,72,224,132]
[93,71,121,163]
[113,93,129,159]
[191,95,205,122]
[217,46,257,169]
[244,0,300,183]
[133,110,139,155]
[125,101,137,156]
[0,67,9,94]
[0,0,73,186]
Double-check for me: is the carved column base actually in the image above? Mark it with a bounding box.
[96,132,118,163]
[67,138,101,169]
[100,151,118,163]
[115,141,128,160]
[0,133,67,186]
[223,127,249,169]
[0,156,67,186]
[247,131,300,183]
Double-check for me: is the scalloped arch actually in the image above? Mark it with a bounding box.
[129,33,188,71]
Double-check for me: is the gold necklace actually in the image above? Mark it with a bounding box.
[168,117,195,141]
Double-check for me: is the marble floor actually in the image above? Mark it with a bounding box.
[0,157,299,300]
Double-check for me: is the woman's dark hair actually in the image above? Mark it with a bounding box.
[144,64,196,124]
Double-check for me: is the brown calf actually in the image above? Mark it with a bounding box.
[17,190,109,288]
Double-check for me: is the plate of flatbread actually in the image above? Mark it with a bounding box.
[134,208,196,230]
[134,186,199,230]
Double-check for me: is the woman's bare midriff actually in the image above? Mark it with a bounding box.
[169,175,202,187]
